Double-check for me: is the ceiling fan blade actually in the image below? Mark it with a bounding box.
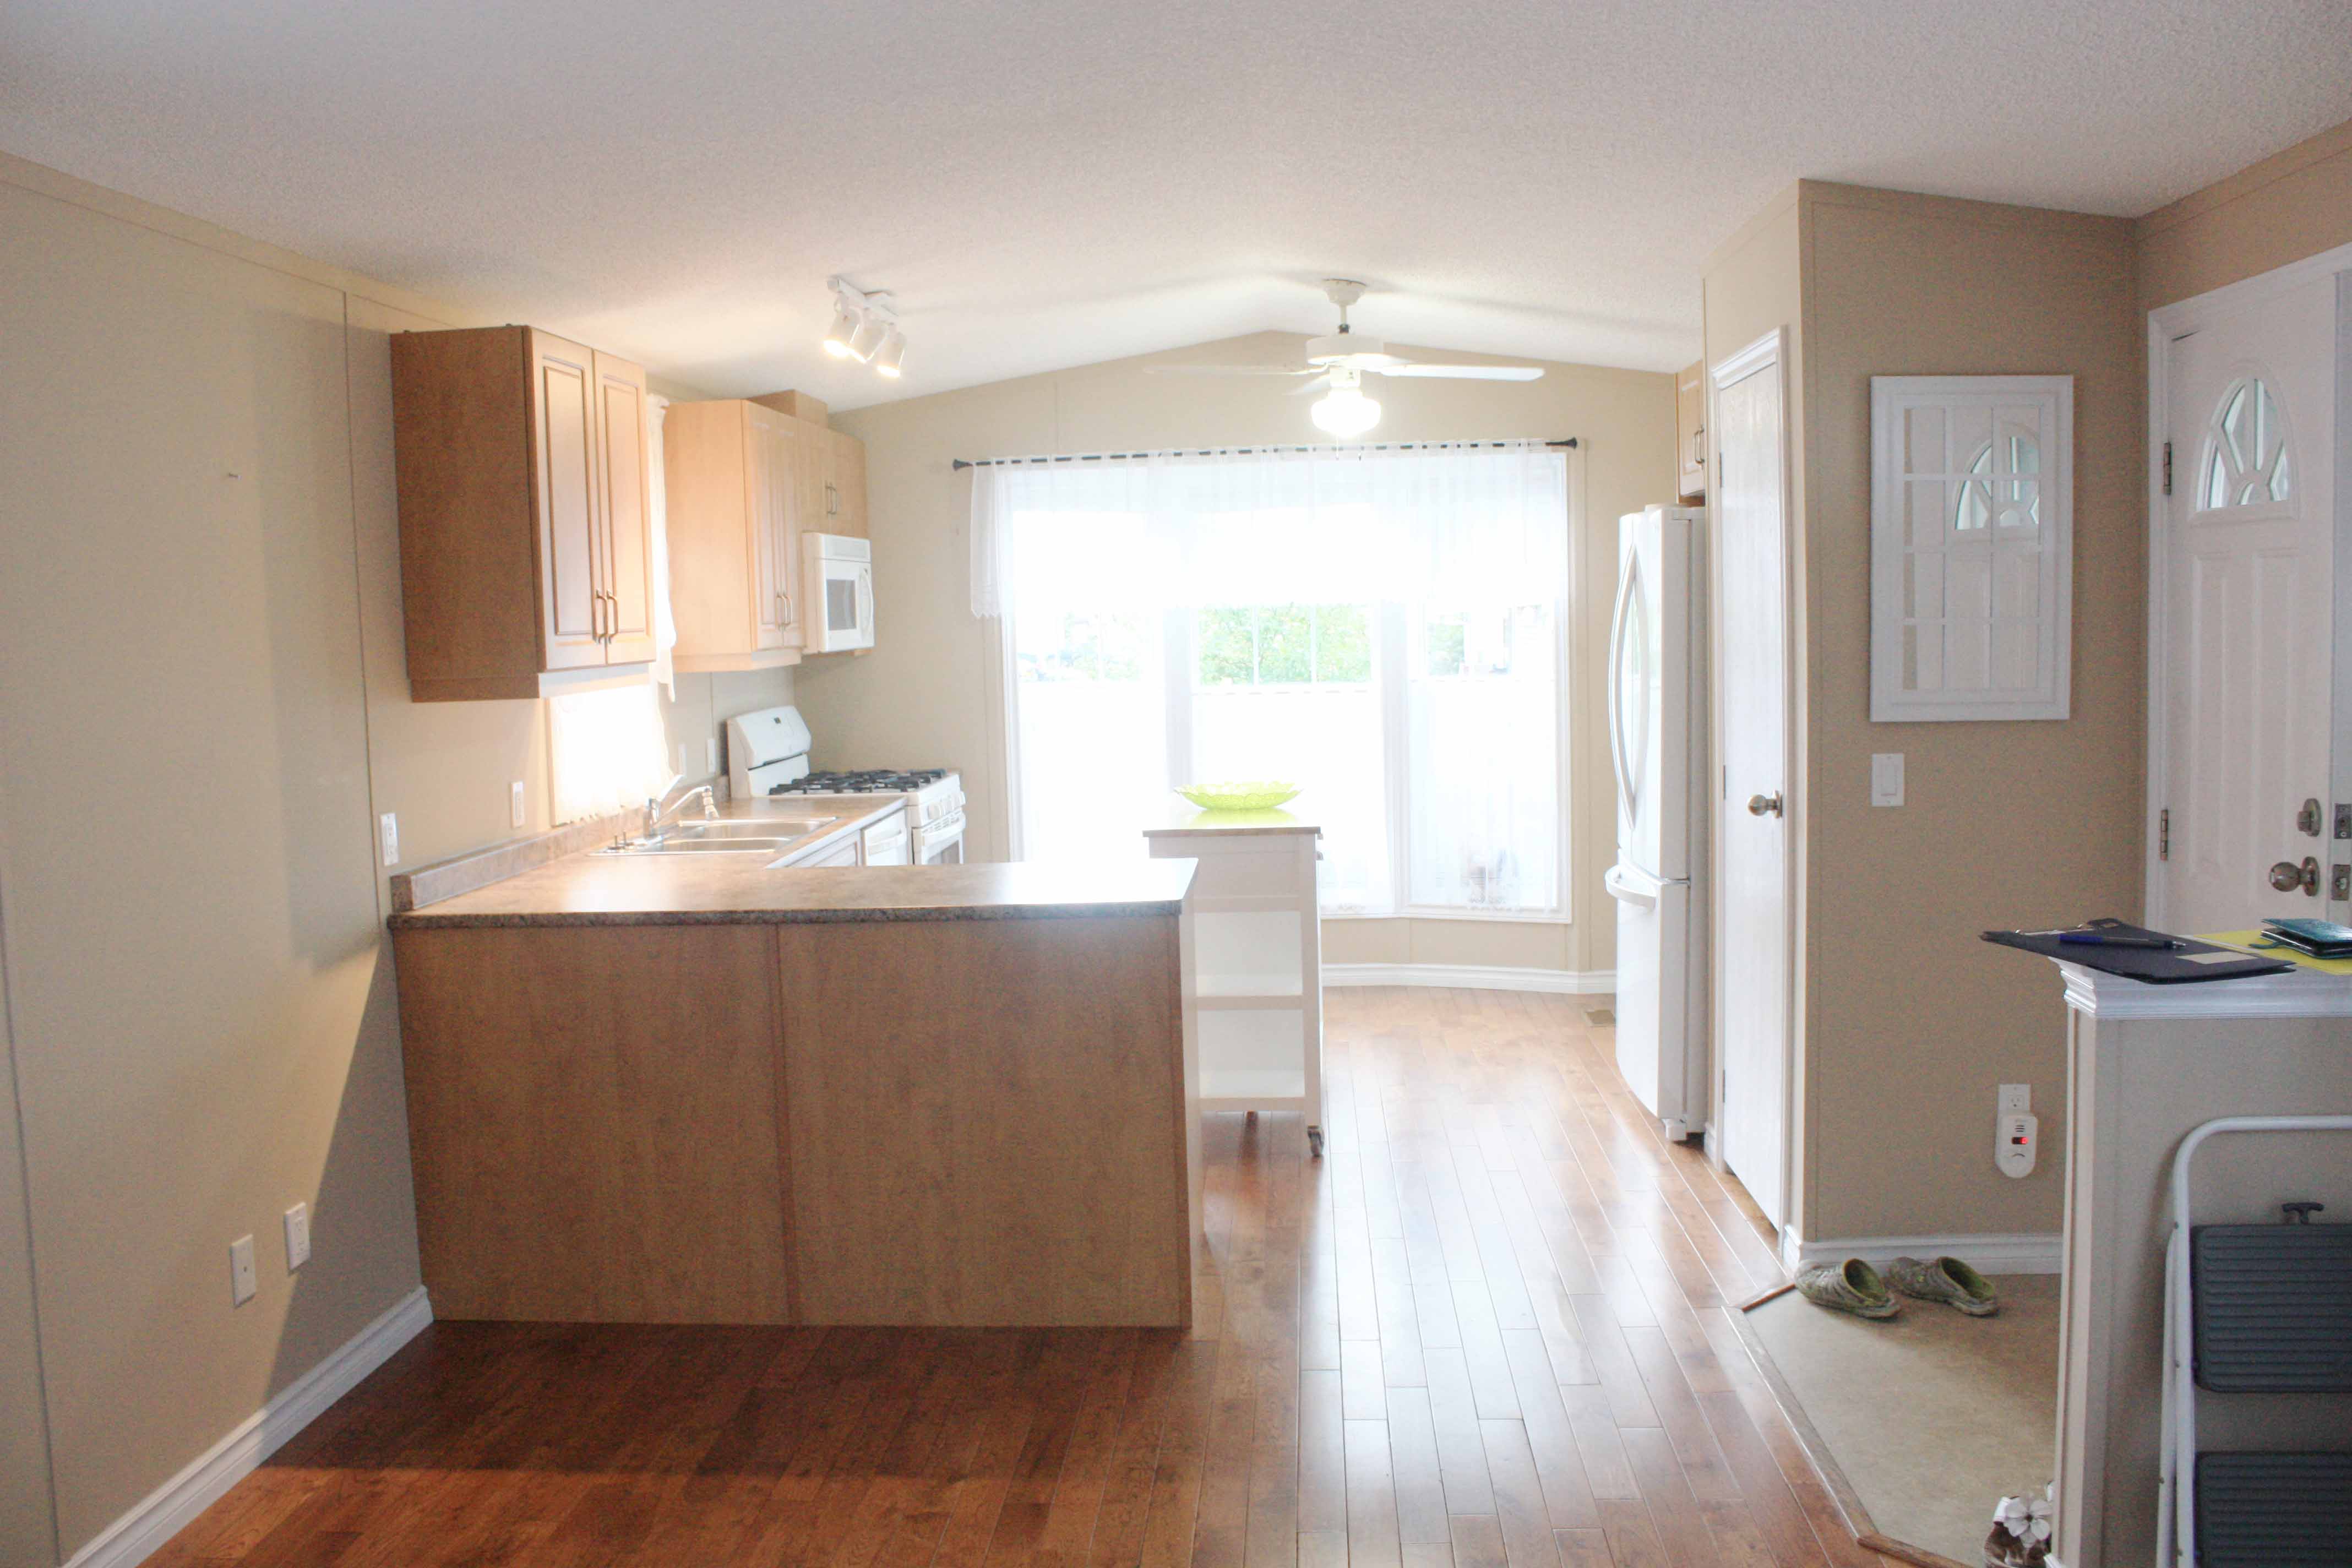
[1288,373,1337,397]
[1143,364,1318,377]
[1372,363,1546,380]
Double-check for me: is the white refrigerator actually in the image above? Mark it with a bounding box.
[1603,505,1709,1142]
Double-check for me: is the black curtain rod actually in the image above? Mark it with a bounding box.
[952,438,1576,471]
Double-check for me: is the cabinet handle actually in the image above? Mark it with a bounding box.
[590,591,604,640]
[1692,427,1706,466]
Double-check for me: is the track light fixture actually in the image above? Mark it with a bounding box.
[822,277,906,379]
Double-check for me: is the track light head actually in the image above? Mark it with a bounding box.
[872,327,907,379]
[823,300,859,359]
[846,314,886,363]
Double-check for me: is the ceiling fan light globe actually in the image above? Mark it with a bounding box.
[1311,387,1381,438]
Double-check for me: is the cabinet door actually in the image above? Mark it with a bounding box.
[744,406,790,650]
[1676,358,1707,502]
[796,417,834,541]
[594,351,656,665]
[829,429,867,538]
[776,419,814,651]
[530,331,606,671]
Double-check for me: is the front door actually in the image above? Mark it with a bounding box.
[1711,332,1793,1231]
[2157,273,2339,932]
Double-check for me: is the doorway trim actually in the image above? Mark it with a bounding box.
[1706,325,1801,1240]
[2143,238,2352,926]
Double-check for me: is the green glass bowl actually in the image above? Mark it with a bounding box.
[1175,782,1302,812]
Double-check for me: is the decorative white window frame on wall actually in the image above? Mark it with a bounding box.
[1870,375,2073,722]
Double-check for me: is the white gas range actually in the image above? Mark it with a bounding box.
[723,705,966,865]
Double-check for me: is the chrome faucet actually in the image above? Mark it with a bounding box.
[645,775,718,838]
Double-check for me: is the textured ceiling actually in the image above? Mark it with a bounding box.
[6,0,2351,406]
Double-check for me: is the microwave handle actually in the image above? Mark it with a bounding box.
[857,565,873,636]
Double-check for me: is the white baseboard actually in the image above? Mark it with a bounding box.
[64,1287,433,1568]
[1781,1231,2064,1276]
[1323,962,1614,995]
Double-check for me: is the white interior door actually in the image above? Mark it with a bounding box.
[2156,272,2339,932]
[1711,334,1793,1232]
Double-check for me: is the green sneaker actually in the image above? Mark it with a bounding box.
[1887,1255,1999,1316]
[1793,1258,1901,1320]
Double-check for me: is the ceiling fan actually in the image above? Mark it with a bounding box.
[1146,279,1544,437]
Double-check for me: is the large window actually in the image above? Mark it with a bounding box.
[981,444,1570,918]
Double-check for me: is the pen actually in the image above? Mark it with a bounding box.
[2057,932,2181,950]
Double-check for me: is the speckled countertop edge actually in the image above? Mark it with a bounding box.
[390,898,1190,930]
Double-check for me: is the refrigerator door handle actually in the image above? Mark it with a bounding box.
[1607,548,1643,825]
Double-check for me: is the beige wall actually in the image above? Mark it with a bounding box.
[0,154,763,1562]
[801,333,1680,980]
[1794,184,2141,1242]
[2136,115,2352,313]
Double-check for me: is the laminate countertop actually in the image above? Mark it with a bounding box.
[388,852,1199,929]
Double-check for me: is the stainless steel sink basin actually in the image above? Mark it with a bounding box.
[594,815,837,856]
[665,816,837,839]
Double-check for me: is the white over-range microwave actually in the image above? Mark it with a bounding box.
[803,533,874,652]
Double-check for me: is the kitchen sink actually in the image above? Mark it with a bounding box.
[593,815,837,856]
[664,816,837,839]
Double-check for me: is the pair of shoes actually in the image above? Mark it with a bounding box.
[1983,1484,2053,1567]
[1793,1258,1900,1319]
[1888,1255,2000,1316]
[1792,1255,2002,1321]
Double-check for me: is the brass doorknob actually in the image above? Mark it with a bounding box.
[2271,857,2320,895]
[1747,792,1783,818]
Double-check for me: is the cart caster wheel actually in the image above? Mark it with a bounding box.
[1308,1126,1325,1157]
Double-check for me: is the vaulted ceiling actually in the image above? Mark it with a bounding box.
[6,0,2351,405]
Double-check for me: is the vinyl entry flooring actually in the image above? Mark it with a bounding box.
[152,987,1905,1568]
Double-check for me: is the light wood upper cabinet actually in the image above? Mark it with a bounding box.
[391,325,655,699]
[595,352,656,665]
[1676,357,1707,502]
[666,394,868,669]
[665,399,805,672]
[829,429,867,538]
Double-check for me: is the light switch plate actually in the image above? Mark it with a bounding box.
[1871,753,1904,807]
[230,1235,257,1305]
[510,781,526,829]
[283,1202,311,1270]
[378,812,399,866]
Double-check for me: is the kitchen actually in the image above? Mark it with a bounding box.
[7,16,2352,1568]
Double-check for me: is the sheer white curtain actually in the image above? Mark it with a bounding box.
[976,443,1570,918]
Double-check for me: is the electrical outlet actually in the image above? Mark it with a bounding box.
[1999,1082,2031,1115]
[707,737,719,772]
[283,1202,311,1270]
[229,1235,257,1305]
[680,741,693,776]
[1871,753,1904,807]
[378,812,399,867]
[510,781,526,830]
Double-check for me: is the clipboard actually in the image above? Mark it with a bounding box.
[1980,917,2295,984]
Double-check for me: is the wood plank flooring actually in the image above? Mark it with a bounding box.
[152,987,1892,1568]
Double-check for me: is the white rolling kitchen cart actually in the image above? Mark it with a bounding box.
[1145,808,1325,1157]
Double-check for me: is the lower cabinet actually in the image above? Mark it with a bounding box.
[390,913,1191,1326]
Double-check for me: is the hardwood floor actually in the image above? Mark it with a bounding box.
[153,987,1893,1568]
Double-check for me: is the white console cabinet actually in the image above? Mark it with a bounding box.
[1145,809,1325,1156]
